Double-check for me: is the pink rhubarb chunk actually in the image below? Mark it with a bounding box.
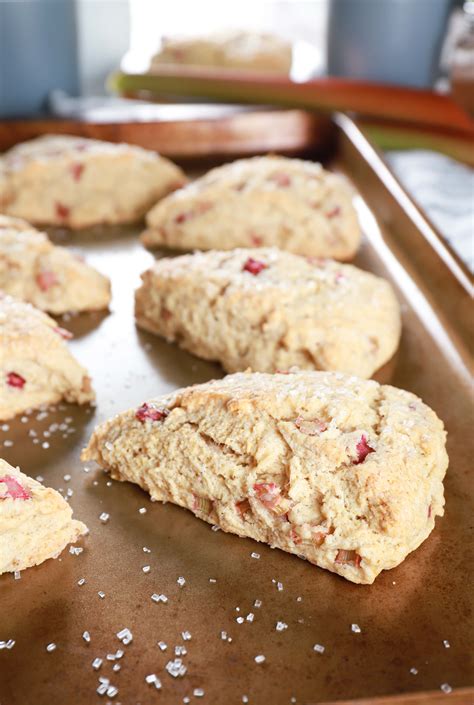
[354,435,375,464]
[36,270,58,291]
[326,206,341,219]
[253,482,281,509]
[55,202,70,220]
[6,372,26,389]
[335,549,361,567]
[54,326,73,340]
[175,211,192,224]
[192,495,213,514]
[269,172,291,187]
[135,403,169,423]
[243,258,267,275]
[0,475,31,500]
[235,499,251,516]
[249,233,263,246]
[70,163,85,181]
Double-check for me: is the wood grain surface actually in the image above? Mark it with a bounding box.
[0,108,333,159]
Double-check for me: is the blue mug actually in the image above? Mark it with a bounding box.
[0,0,79,118]
[327,0,453,88]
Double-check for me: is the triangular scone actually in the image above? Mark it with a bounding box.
[0,296,95,420]
[135,247,401,378]
[142,156,360,260]
[0,135,186,229]
[82,371,448,585]
[150,30,292,74]
[0,459,87,574]
[0,215,110,313]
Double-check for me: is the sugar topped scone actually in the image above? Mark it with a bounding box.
[142,155,360,260]
[0,215,111,313]
[0,214,29,232]
[82,371,448,584]
[0,459,87,574]
[0,135,186,229]
[0,296,95,420]
[135,248,401,378]
[150,30,292,74]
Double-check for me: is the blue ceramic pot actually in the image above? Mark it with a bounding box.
[0,0,79,118]
[327,0,453,88]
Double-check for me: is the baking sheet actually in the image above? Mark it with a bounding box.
[0,119,472,705]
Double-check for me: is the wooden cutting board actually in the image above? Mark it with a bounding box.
[0,104,334,159]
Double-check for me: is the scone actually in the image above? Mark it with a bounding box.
[0,296,95,420]
[0,215,111,313]
[150,30,292,74]
[142,156,360,260]
[135,248,401,378]
[82,371,448,585]
[0,135,186,229]
[0,459,87,574]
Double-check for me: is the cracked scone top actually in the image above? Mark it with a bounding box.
[135,247,401,377]
[0,215,111,313]
[0,459,87,574]
[142,155,361,260]
[82,371,448,584]
[0,135,186,229]
[0,296,95,420]
[150,30,292,74]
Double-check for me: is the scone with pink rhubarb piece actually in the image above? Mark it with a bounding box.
[0,215,110,313]
[150,30,292,74]
[0,459,87,575]
[82,371,448,584]
[0,135,186,229]
[0,296,95,421]
[135,247,401,378]
[142,155,360,260]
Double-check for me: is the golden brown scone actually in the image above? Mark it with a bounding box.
[0,135,186,229]
[82,371,448,584]
[135,248,401,378]
[0,215,110,313]
[142,156,360,260]
[0,459,87,574]
[150,30,292,74]
[0,296,95,420]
